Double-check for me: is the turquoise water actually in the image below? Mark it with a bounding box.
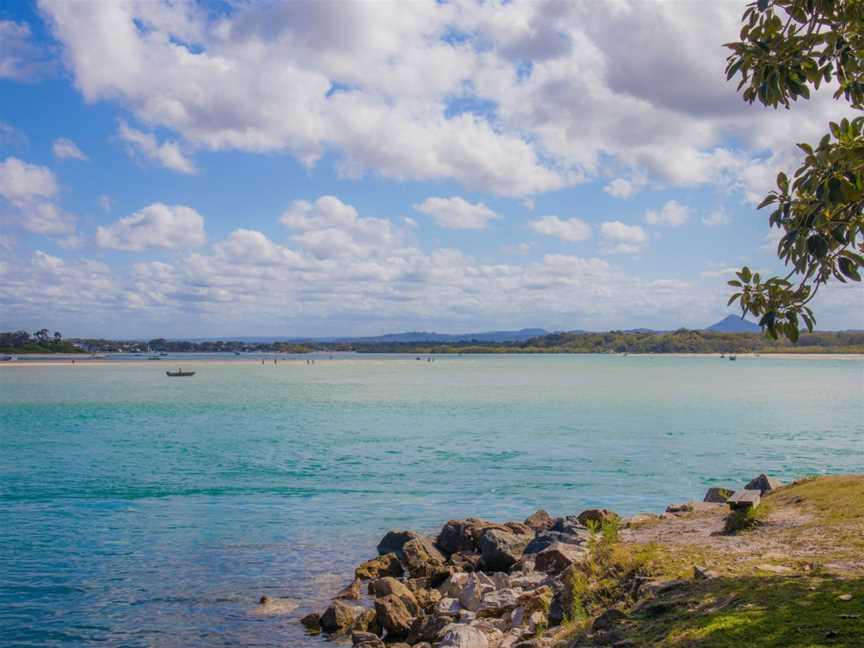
[1,354,862,646]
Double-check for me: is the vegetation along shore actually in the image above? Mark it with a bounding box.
[293,475,864,648]
[3,329,863,356]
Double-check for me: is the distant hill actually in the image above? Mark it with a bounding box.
[705,315,761,333]
[188,328,550,344]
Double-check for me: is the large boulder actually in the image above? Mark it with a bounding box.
[448,551,482,572]
[745,474,782,495]
[377,530,424,558]
[576,508,620,527]
[437,625,490,648]
[335,579,363,600]
[479,529,530,572]
[478,588,520,616]
[523,510,555,532]
[534,543,587,574]
[320,600,366,633]
[403,537,448,581]
[370,577,420,615]
[407,613,456,644]
[524,529,588,554]
[374,594,415,639]
[436,519,531,556]
[356,553,404,580]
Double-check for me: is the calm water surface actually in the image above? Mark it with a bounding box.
[1,355,862,646]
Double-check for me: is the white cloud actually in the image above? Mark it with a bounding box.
[0,121,27,148]
[0,20,50,81]
[96,203,206,251]
[52,137,88,161]
[117,121,197,174]
[414,196,501,230]
[603,178,638,200]
[600,221,648,254]
[99,195,113,212]
[702,209,729,227]
[530,215,592,242]
[645,200,689,226]
[0,156,58,204]
[19,203,76,236]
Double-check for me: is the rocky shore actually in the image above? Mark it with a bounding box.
[292,474,823,648]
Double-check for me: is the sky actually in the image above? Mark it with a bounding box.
[0,0,861,338]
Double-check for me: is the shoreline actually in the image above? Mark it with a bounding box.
[2,352,863,368]
[297,474,864,648]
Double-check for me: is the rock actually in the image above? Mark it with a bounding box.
[526,527,590,554]
[356,553,404,580]
[665,502,693,514]
[439,572,470,597]
[437,519,532,556]
[415,587,443,611]
[437,625,490,648]
[470,619,504,646]
[524,509,554,532]
[728,489,761,511]
[374,594,415,639]
[838,594,853,601]
[693,565,720,580]
[300,612,321,632]
[511,572,547,590]
[448,551,482,572]
[408,613,456,644]
[638,579,688,597]
[459,573,496,612]
[703,487,735,503]
[388,644,411,648]
[624,513,658,527]
[438,597,462,615]
[371,577,420,614]
[478,588,520,616]
[352,630,385,647]
[592,608,628,631]
[576,508,620,527]
[258,595,271,605]
[534,542,587,574]
[403,537,448,580]
[320,600,365,633]
[377,530,424,558]
[335,579,363,600]
[479,529,530,572]
[547,590,564,627]
[745,474,783,495]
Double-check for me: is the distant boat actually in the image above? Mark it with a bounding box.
[166,369,195,377]
[147,355,161,360]
[159,352,168,356]
[729,354,737,361]
[234,351,241,356]
[1,355,17,362]
[90,353,108,359]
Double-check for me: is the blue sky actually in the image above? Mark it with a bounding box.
[0,0,861,338]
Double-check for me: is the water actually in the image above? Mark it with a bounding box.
[1,354,862,646]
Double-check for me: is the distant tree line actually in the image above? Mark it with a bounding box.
[0,329,82,354]
[3,328,862,355]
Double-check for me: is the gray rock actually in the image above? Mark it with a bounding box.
[745,474,782,495]
[703,487,735,503]
[523,509,554,532]
[437,625,490,648]
[479,529,529,572]
[728,489,761,511]
[665,502,693,514]
[693,565,720,580]
[534,542,587,574]
[408,613,455,644]
[459,573,496,612]
[377,530,423,557]
[351,630,384,647]
[524,529,588,554]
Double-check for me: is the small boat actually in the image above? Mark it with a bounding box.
[1,354,17,362]
[147,355,161,360]
[166,369,195,377]
[729,354,737,361]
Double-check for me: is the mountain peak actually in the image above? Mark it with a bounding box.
[705,314,761,333]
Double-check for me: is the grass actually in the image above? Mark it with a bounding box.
[553,475,864,647]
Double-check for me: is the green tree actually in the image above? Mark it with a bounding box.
[725,0,863,340]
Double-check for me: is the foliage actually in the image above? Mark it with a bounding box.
[723,507,764,534]
[725,0,864,340]
[0,329,82,354]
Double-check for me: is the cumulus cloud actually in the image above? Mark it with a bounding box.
[600,221,648,254]
[645,200,689,227]
[52,137,88,160]
[0,20,51,81]
[36,0,825,199]
[414,196,501,230]
[530,215,592,242]
[96,203,206,251]
[0,156,75,235]
[702,209,730,227]
[117,121,197,174]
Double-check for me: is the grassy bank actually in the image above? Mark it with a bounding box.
[552,476,864,647]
